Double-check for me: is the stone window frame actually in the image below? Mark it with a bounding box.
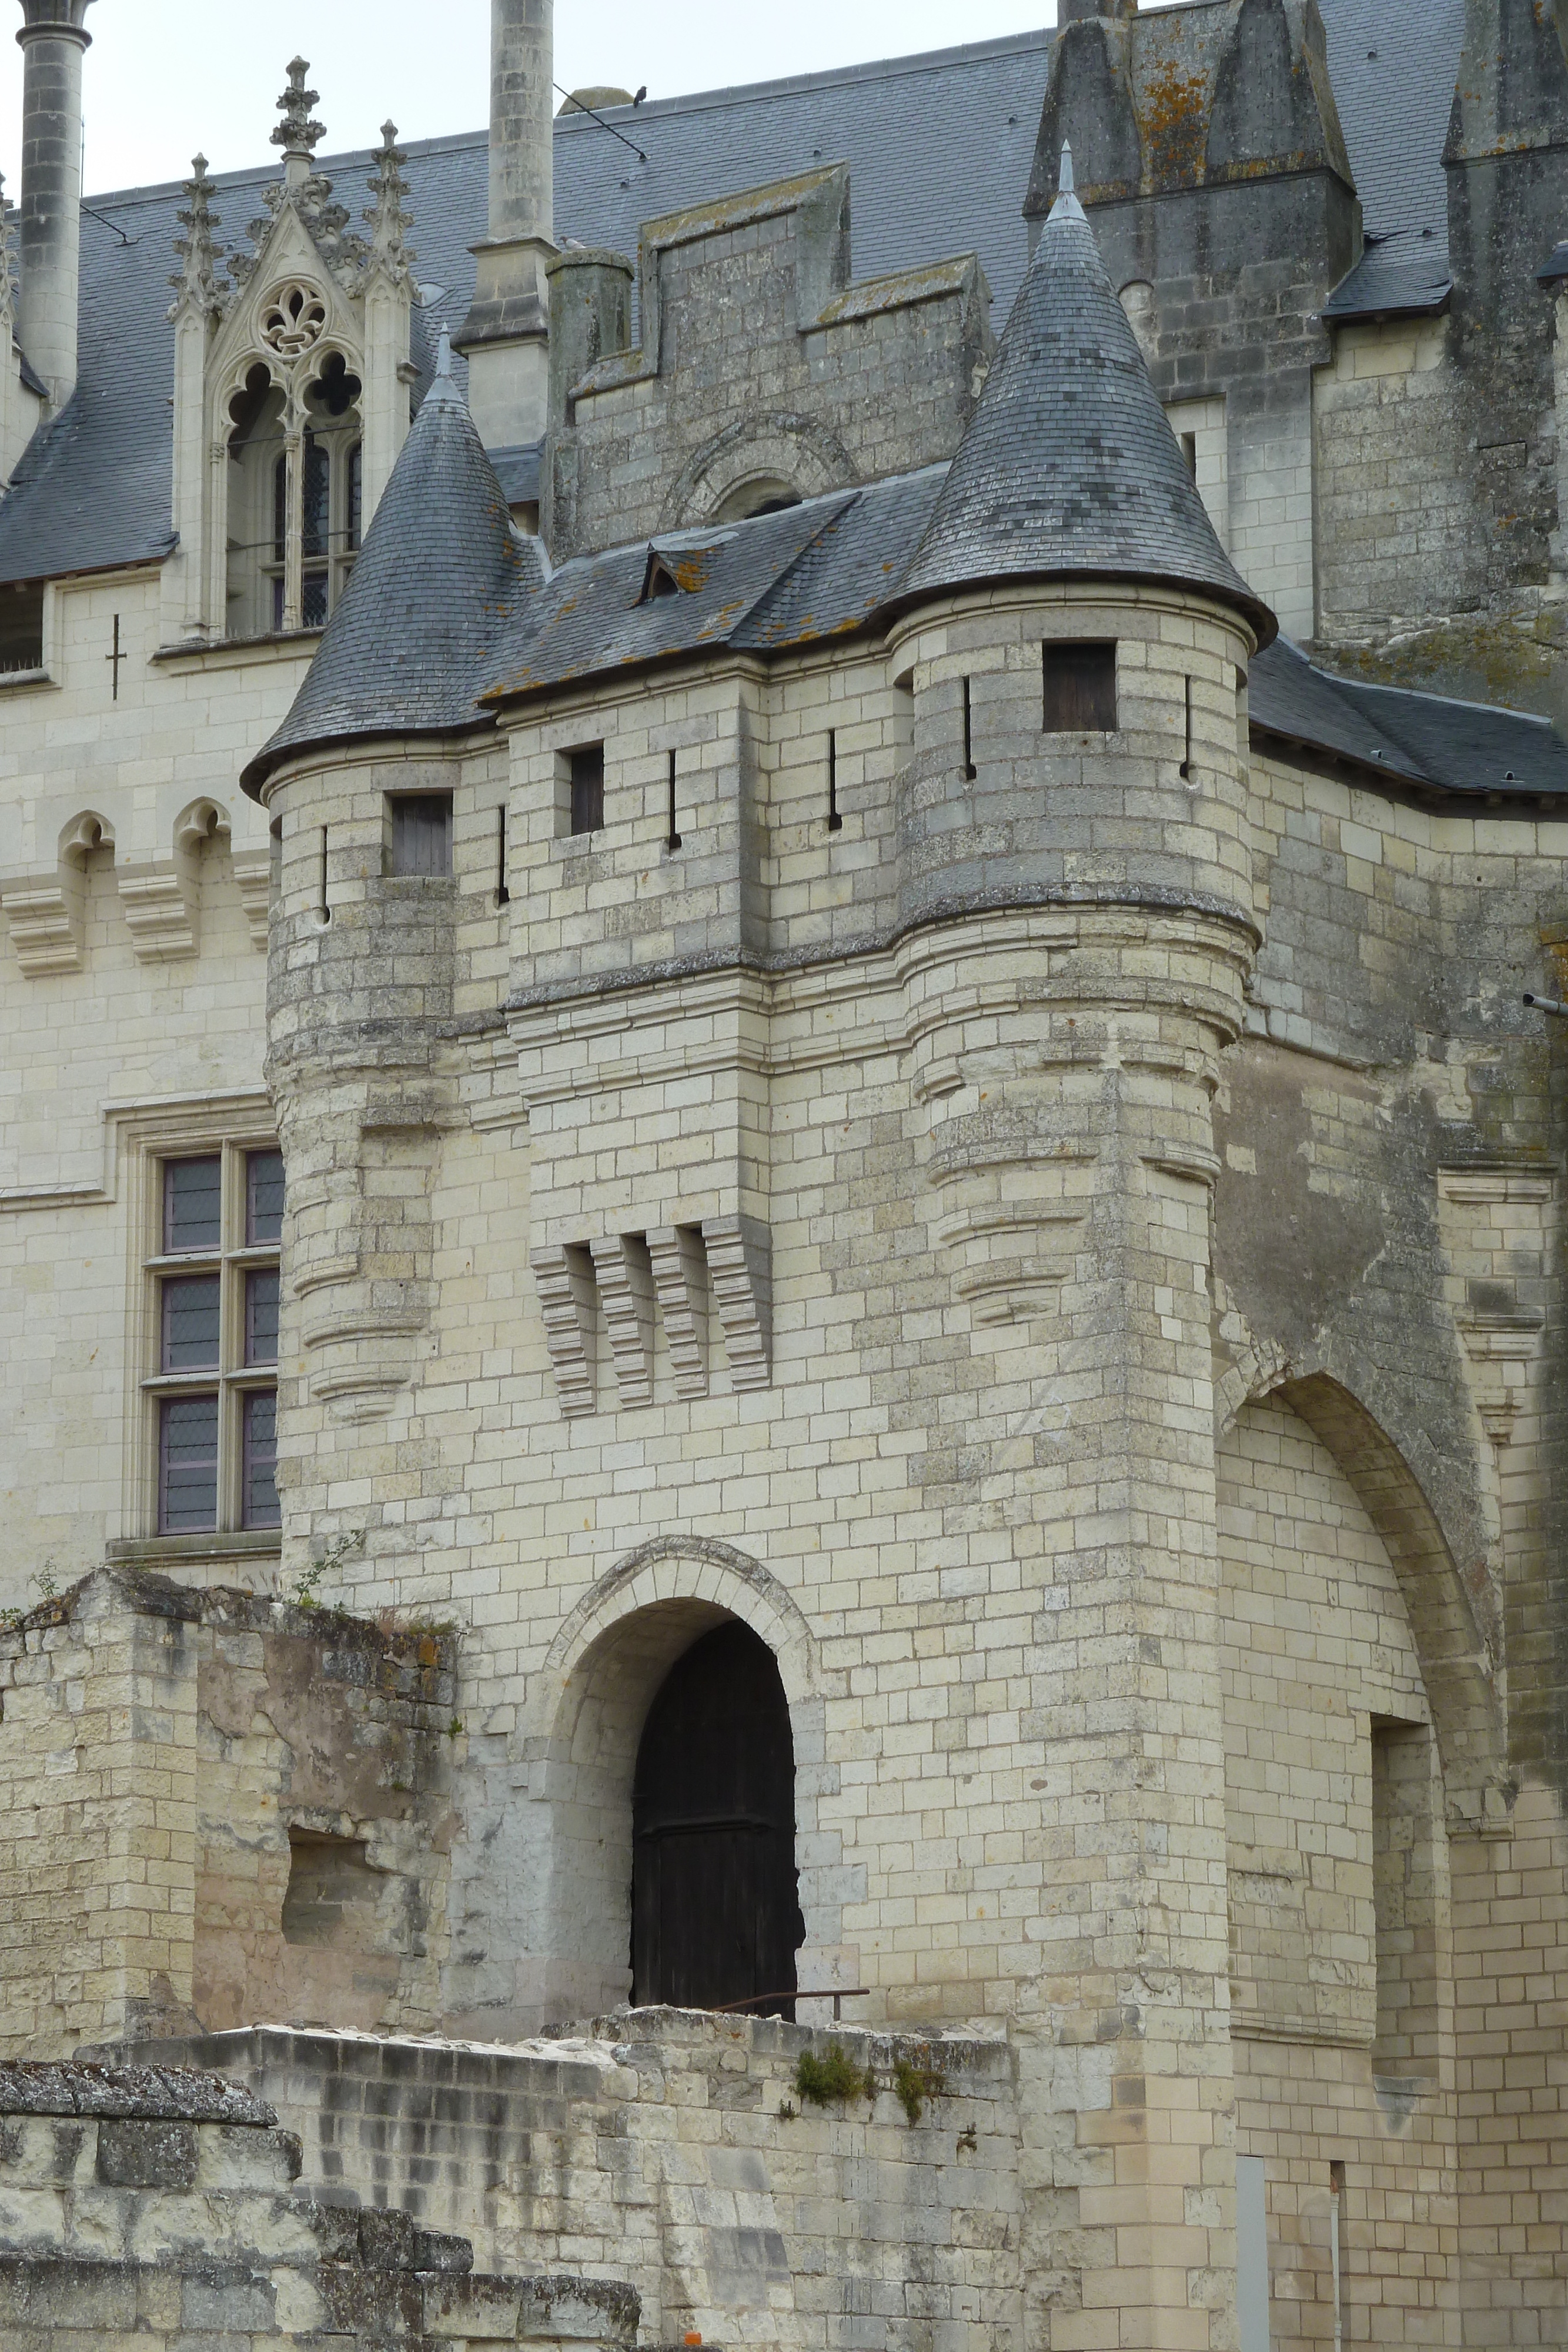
[123,1099,283,1542]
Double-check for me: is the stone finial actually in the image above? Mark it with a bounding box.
[167,153,228,326]
[436,324,453,378]
[271,56,326,164]
[1049,141,1087,226]
[364,120,416,290]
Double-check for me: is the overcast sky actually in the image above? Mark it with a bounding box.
[0,1,1089,200]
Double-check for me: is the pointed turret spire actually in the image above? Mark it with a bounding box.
[364,121,416,290]
[167,153,228,326]
[898,161,1275,644]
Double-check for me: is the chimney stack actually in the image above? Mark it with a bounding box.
[453,0,554,451]
[15,0,93,412]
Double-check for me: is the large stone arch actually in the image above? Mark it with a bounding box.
[523,1538,851,2020]
[658,412,857,532]
[1219,1346,1508,1830]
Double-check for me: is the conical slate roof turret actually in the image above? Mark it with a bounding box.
[897,151,1275,645]
[242,335,541,797]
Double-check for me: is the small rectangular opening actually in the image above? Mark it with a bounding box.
[827,729,842,833]
[1043,642,1118,733]
[163,1154,222,1255]
[961,676,977,779]
[0,582,44,676]
[1181,430,1198,480]
[282,1829,383,1950]
[1181,674,1193,779]
[666,749,682,852]
[569,744,605,837]
[242,1391,280,1528]
[246,1149,285,1246]
[1371,1718,1439,2077]
[319,825,330,923]
[496,803,510,905]
[388,791,453,877]
[159,1392,218,1533]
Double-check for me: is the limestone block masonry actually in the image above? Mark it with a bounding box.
[0,2055,641,2350]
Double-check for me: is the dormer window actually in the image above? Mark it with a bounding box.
[640,549,689,603]
[637,536,730,604]
[167,101,416,646]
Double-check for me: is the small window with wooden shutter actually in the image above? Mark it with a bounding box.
[388,793,454,877]
[1042,642,1118,733]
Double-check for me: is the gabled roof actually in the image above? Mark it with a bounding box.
[242,354,540,796]
[895,169,1275,643]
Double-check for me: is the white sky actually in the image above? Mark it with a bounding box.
[0,1,1086,202]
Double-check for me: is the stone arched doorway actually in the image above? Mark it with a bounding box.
[631,1621,803,2016]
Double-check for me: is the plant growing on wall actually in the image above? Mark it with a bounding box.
[794,2041,875,2107]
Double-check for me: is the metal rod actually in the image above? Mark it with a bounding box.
[552,81,647,162]
[1523,992,1568,1019]
[713,1986,870,2015]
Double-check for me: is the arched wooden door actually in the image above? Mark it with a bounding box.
[631,1621,803,2016]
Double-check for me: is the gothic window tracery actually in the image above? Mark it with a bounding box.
[226,346,363,639]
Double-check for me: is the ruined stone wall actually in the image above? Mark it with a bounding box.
[103,2014,1023,2352]
[0,2056,638,2350]
[0,1572,199,2057]
[0,1569,460,2059]
[544,167,992,560]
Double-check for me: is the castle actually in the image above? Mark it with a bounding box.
[2,0,1568,2345]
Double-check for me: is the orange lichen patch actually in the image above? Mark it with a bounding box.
[1139,59,1209,189]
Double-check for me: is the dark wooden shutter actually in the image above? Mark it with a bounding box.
[1042,641,1118,731]
[632,1622,802,2016]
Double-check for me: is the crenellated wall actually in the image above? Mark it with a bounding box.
[543,166,995,559]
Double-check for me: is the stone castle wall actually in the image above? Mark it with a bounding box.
[0,1569,460,2058]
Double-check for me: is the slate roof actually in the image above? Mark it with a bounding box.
[1249,637,1568,799]
[1318,0,1465,318]
[897,179,1275,643]
[241,359,540,794]
[250,430,1566,809]
[0,7,1472,591]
